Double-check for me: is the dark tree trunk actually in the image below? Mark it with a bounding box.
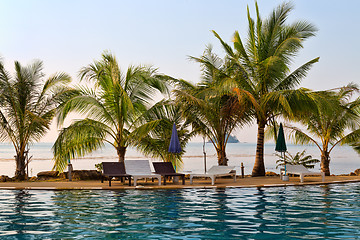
[15,154,26,180]
[252,122,266,177]
[216,148,228,166]
[117,146,127,163]
[321,151,330,176]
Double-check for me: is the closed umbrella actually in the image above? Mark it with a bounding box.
[275,123,287,178]
[168,123,181,175]
[168,123,182,153]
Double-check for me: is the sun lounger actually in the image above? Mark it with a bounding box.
[124,160,161,186]
[281,165,325,183]
[189,166,236,185]
[101,162,132,186]
[152,162,185,185]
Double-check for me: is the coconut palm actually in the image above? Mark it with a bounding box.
[0,59,72,180]
[174,46,249,165]
[136,99,194,170]
[52,52,169,172]
[287,84,360,175]
[213,2,319,176]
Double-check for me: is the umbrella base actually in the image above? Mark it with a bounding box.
[282,175,289,181]
[173,176,179,184]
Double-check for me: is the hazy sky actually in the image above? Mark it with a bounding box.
[1,0,359,142]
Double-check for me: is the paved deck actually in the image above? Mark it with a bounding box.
[0,175,359,190]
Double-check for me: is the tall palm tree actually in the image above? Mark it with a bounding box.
[287,84,360,175]
[52,52,169,172]
[213,2,319,176]
[136,99,194,170]
[0,59,72,180]
[174,46,248,165]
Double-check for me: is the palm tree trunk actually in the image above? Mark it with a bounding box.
[320,151,330,176]
[15,153,26,180]
[252,122,266,177]
[117,146,127,163]
[216,148,228,166]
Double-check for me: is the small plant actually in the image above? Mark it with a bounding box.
[95,163,103,172]
[276,150,320,169]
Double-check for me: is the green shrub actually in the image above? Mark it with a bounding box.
[276,150,320,169]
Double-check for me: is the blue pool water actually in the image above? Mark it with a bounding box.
[0,183,359,239]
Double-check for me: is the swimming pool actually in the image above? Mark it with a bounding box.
[0,183,359,239]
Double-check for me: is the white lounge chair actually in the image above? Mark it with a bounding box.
[281,165,325,183]
[124,160,161,186]
[189,166,236,185]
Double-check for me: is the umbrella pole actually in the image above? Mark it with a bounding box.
[203,136,207,174]
[283,152,286,176]
[68,159,73,181]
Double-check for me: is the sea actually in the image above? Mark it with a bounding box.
[0,142,359,178]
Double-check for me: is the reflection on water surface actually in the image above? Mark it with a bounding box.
[0,183,359,239]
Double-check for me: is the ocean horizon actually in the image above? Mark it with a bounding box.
[0,142,359,178]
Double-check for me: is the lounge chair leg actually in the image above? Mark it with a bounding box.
[211,177,215,185]
[163,176,166,185]
[109,177,112,187]
[182,176,185,185]
[101,175,104,183]
[300,174,304,183]
[190,176,193,185]
[158,177,161,185]
[234,174,236,182]
[134,178,137,186]
[128,177,131,186]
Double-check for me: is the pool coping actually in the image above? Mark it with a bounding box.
[0,178,359,190]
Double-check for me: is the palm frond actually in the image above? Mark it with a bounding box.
[275,57,319,91]
[52,119,111,172]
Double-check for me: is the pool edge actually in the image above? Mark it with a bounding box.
[0,179,359,190]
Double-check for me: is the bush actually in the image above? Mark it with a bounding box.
[276,150,320,169]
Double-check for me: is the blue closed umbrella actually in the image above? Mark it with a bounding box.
[168,123,182,153]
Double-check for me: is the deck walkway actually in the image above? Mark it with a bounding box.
[0,175,359,190]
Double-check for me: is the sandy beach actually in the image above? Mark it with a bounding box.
[0,175,359,190]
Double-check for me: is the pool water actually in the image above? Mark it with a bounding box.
[0,183,359,239]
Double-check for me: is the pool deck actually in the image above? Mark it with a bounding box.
[0,175,359,190]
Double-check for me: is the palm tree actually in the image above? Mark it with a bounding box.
[52,52,169,172]
[287,84,360,175]
[136,99,194,170]
[0,59,72,180]
[174,46,248,165]
[213,2,319,176]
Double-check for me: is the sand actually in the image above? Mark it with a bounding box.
[0,175,359,190]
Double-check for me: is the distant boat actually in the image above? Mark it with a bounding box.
[207,135,239,143]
